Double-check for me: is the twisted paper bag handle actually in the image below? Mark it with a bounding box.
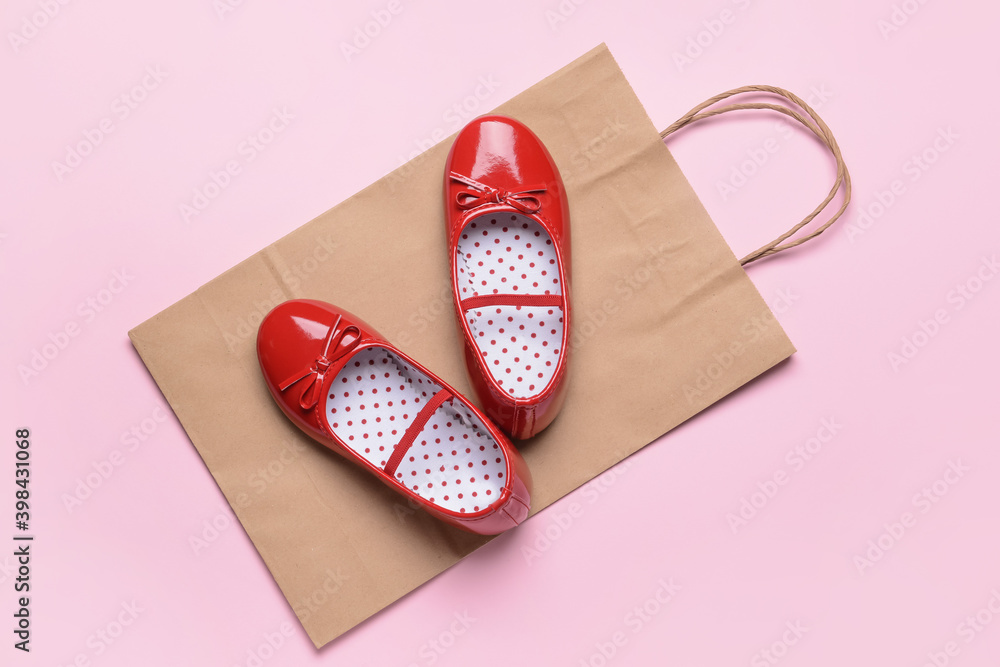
[661,84,852,266]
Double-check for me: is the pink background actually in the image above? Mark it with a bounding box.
[3,0,999,665]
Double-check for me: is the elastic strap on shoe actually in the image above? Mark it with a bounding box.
[459,293,563,311]
[383,389,452,478]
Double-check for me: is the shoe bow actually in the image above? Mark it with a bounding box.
[450,171,545,215]
[278,314,361,410]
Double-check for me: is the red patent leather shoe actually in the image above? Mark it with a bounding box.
[256,299,531,535]
[444,115,571,439]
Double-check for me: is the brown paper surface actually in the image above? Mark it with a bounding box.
[129,44,795,648]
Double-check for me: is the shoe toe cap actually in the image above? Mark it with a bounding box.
[451,115,559,188]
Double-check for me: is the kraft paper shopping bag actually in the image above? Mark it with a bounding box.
[129,44,848,648]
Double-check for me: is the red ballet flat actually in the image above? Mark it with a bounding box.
[256,299,531,535]
[444,115,572,439]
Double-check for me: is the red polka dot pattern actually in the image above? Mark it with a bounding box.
[325,347,507,514]
[392,401,506,514]
[464,306,562,397]
[457,214,562,298]
[456,214,564,399]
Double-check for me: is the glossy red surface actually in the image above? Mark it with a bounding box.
[257,299,531,535]
[444,115,572,439]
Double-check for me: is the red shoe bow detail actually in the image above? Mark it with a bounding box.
[449,171,545,214]
[278,314,360,410]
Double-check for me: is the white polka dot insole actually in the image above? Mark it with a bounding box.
[456,213,564,399]
[325,347,507,514]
